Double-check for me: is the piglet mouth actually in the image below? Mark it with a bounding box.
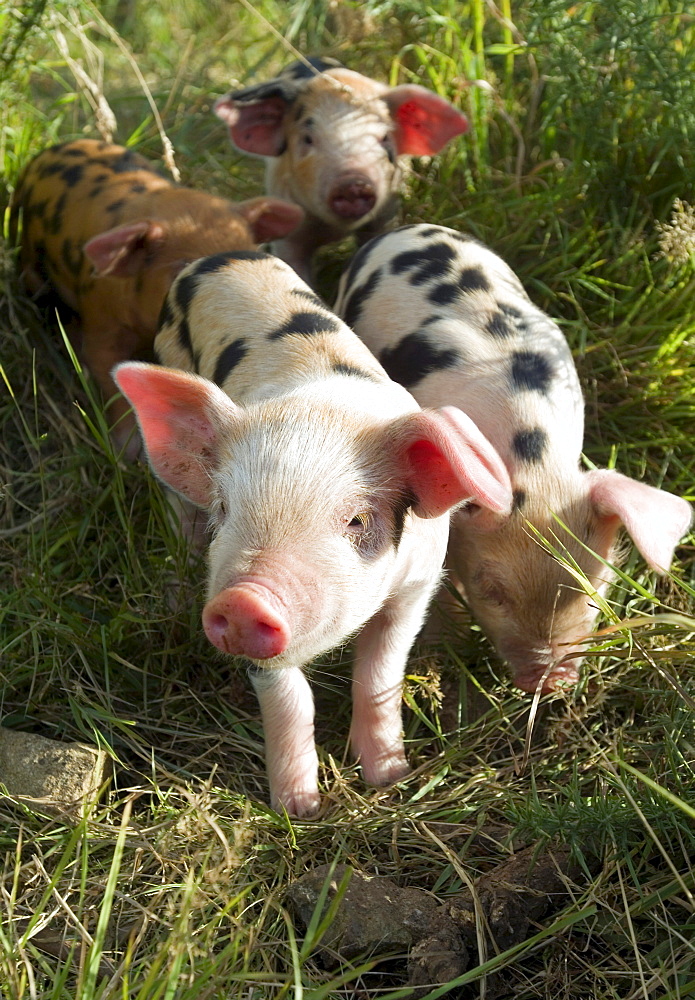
[329,178,377,219]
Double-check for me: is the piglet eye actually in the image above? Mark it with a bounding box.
[302,133,314,146]
[348,514,365,529]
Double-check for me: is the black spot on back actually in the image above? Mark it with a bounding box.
[157,295,174,329]
[175,272,198,315]
[291,287,325,308]
[38,161,64,180]
[130,183,147,194]
[391,242,457,288]
[109,150,143,173]
[192,250,270,277]
[332,362,379,381]
[342,267,381,329]
[63,146,87,158]
[61,236,82,276]
[427,281,459,305]
[268,311,342,339]
[61,163,84,187]
[48,192,67,235]
[512,428,547,464]
[107,199,125,214]
[458,267,490,293]
[379,332,460,389]
[213,339,249,386]
[510,351,553,393]
[89,186,105,199]
[177,315,193,357]
[486,312,514,339]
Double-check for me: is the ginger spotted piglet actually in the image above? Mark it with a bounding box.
[10,139,303,455]
[335,224,692,693]
[114,250,513,815]
[214,58,468,283]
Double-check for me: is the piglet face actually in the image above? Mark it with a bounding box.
[216,65,468,231]
[114,362,513,673]
[451,468,691,693]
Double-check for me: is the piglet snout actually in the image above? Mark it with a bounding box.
[202,583,291,660]
[329,176,377,219]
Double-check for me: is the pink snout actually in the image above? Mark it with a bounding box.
[202,584,291,660]
[328,176,377,219]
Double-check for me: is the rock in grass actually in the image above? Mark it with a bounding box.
[286,863,468,976]
[0,727,109,817]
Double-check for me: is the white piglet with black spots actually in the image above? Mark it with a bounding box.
[113,249,513,816]
[335,224,692,693]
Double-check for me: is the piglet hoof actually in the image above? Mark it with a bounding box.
[360,750,411,788]
[271,786,321,819]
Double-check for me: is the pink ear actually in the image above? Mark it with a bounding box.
[113,362,240,507]
[214,96,288,156]
[587,468,692,573]
[237,196,304,242]
[84,221,166,277]
[401,405,513,518]
[383,85,469,156]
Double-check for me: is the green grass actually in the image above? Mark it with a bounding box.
[1,0,695,996]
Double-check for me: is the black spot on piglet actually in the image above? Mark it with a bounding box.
[512,428,547,464]
[379,331,460,389]
[510,351,553,393]
[342,267,381,328]
[268,311,342,339]
[213,339,249,386]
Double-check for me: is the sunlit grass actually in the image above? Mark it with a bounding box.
[1,0,694,996]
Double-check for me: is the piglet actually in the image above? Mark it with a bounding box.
[214,58,468,282]
[335,224,692,693]
[11,138,303,454]
[114,249,513,815]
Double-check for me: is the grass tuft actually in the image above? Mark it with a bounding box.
[1,1,694,997]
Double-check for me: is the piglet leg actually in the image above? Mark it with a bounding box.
[350,586,433,787]
[248,665,320,818]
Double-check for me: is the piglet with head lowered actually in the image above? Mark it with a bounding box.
[335,224,692,693]
[214,58,468,282]
[113,250,513,816]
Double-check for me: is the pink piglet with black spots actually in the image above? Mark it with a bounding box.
[335,224,692,694]
[114,249,513,816]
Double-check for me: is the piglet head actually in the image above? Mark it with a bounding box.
[450,467,692,694]
[215,64,468,229]
[114,362,513,670]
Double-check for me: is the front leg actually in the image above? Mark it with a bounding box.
[350,584,435,788]
[248,665,320,817]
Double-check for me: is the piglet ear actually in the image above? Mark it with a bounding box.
[113,362,240,508]
[400,405,513,518]
[214,86,293,157]
[383,85,469,156]
[84,221,166,277]
[587,468,692,573]
[237,196,304,242]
